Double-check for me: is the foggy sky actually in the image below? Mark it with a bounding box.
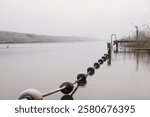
[0,0,150,40]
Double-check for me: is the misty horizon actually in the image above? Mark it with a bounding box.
[0,0,150,39]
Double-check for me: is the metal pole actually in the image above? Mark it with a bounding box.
[42,86,66,97]
[111,34,117,49]
[135,26,139,47]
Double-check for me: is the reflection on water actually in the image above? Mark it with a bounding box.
[60,47,150,100]
[0,42,150,100]
[112,48,150,72]
[61,79,87,100]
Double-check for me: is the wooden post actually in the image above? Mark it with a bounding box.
[107,42,111,66]
[116,42,118,52]
[135,26,139,47]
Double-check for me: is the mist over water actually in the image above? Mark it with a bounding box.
[0,41,150,100]
[0,0,150,39]
[0,0,150,100]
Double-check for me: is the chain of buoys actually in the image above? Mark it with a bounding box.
[18,53,109,100]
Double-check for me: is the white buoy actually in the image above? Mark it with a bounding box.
[18,89,43,100]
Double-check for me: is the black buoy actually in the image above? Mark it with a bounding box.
[93,62,100,69]
[104,54,108,57]
[104,54,108,59]
[60,82,74,94]
[60,95,74,100]
[77,73,87,81]
[101,56,106,61]
[78,79,87,86]
[98,59,103,64]
[87,67,95,76]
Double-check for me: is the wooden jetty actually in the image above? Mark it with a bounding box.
[129,48,150,51]
[112,39,149,51]
[113,40,147,44]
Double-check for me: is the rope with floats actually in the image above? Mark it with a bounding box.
[18,51,110,100]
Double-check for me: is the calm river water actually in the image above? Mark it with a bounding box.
[0,41,150,100]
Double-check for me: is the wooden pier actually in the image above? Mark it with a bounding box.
[112,39,149,52]
[113,40,147,44]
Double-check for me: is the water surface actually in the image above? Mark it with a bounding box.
[0,41,150,100]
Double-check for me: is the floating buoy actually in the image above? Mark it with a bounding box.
[94,62,100,69]
[87,67,95,76]
[78,79,87,86]
[60,82,74,94]
[105,55,109,59]
[60,95,74,100]
[77,73,87,81]
[104,54,108,59]
[18,89,43,100]
[98,59,103,64]
[101,56,106,61]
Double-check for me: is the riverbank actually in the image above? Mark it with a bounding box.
[126,31,150,48]
[0,31,96,44]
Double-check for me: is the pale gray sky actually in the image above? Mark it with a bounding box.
[0,0,150,39]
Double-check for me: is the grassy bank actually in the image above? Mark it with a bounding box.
[126,30,150,48]
[0,31,96,44]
